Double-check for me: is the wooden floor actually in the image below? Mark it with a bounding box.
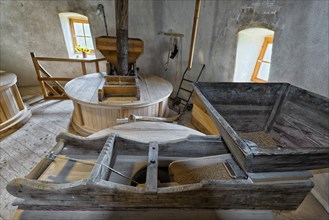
[0,86,328,220]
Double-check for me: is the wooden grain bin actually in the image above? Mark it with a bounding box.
[193,82,329,173]
[96,36,144,70]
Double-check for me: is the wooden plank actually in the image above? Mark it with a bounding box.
[81,62,87,75]
[1,138,41,171]
[12,84,25,111]
[265,84,289,131]
[145,142,158,193]
[44,81,60,96]
[89,134,116,182]
[7,179,313,210]
[33,57,106,63]
[38,77,72,81]
[191,104,219,135]
[30,53,48,98]
[0,148,30,182]
[11,209,276,220]
[38,156,95,183]
[103,85,137,96]
[114,135,229,157]
[0,104,7,123]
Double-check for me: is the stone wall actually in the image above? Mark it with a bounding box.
[0,0,327,97]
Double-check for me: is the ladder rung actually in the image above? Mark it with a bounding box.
[180,88,193,93]
[182,79,193,83]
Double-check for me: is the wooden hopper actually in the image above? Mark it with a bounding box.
[193,82,329,173]
[96,36,144,70]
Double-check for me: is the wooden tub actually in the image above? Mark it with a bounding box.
[0,71,31,138]
[193,82,329,173]
[64,73,173,136]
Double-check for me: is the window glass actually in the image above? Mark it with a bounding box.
[263,44,273,62]
[86,38,94,49]
[257,63,270,81]
[74,23,84,36]
[76,37,86,47]
[83,24,91,36]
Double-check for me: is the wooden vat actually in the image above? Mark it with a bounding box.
[0,71,31,138]
[7,132,315,211]
[64,73,172,136]
[193,82,329,173]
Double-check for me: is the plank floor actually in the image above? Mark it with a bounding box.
[0,86,328,220]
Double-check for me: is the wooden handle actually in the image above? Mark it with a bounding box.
[188,0,201,70]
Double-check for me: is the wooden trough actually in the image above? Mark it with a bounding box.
[7,132,320,211]
[193,82,329,173]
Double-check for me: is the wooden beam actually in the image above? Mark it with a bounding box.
[35,57,106,63]
[188,0,201,70]
[115,0,129,75]
[44,81,60,96]
[30,52,48,98]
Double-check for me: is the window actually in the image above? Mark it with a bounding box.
[233,28,274,82]
[69,18,94,53]
[251,36,273,82]
[59,12,96,58]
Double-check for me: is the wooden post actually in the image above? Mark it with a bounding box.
[115,0,129,75]
[188,0,201,70]
[30,52,48,98]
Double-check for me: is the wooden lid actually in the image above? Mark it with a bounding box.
[64,73,173,107]
[89,122,204,143]
[0,71,17,90]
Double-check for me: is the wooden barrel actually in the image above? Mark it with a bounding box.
[0,71,31,138]
[65,73,173,136]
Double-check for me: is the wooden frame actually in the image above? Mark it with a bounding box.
[251,36,274,82]
[6,132,315,210]
[31,52,106,100]
[69,18,94,53]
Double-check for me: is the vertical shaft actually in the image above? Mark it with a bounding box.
[115,0,129,75]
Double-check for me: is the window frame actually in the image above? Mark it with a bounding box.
[69,18,94,54]
[251,36,273,82]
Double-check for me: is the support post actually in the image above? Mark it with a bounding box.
[115,0,129,75]
[188,0,201,70]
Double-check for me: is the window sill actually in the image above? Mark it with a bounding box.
[73,54,96,59]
